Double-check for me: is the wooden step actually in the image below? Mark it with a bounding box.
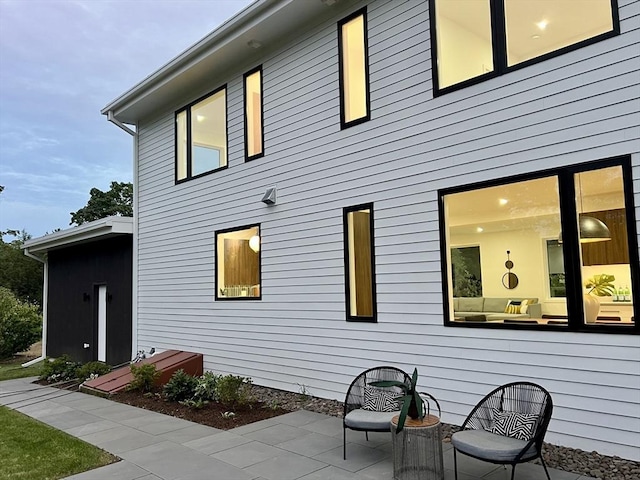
[81,350,203,395]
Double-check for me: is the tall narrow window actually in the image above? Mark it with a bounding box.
[344,204,376,321]
[175,86,227,182]
[338,8,370,129]
[215,225,261,300]
[244,66,263,160]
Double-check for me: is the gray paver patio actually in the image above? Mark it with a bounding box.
[0,377,588,480]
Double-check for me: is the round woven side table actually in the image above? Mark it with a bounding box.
[390,414,444,480]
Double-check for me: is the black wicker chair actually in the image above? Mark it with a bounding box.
[343,366,411,459]
[451,382,553,480]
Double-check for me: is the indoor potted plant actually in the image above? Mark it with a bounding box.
[584,273,615,323]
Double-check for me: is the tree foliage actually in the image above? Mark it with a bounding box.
[0,231,43,307]
[0,287,42,358]
[70,181,133,226]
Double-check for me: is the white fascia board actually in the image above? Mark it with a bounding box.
[23,216,133,254]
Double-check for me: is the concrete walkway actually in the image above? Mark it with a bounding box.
[0,377,586,480]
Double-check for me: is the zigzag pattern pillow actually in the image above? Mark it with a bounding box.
[362,387,399,412]
[505,299,529,314]
[490,408,538,441]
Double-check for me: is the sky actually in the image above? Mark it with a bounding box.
[0,0,253,239]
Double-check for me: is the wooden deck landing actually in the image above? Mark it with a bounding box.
[81,350,203,395]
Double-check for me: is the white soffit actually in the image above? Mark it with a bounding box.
[102,0,355,124]
[23,216,134,254]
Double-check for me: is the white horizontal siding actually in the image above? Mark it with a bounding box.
[134,0,640,461]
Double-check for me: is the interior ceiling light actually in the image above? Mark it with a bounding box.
[536,20,548,30]
[499,198,508,206]
[531,34,541,40]
[476,227,484,233]
[249,235,260,253]
[196,115,205,122]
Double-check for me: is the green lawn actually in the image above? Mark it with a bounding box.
[0,357,42,381]
[0,406,117,480]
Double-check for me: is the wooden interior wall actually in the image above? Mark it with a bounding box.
[224,238,259,285]
[353,211,373,316]
[581,209,630,265]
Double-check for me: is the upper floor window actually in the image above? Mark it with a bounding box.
[344,203,377,321]
[439,156,638,333]
[215,224,261,300]
[244,66,263,161]
[176,86,227,182]
[430,0,619,95]
[338,8,370,129]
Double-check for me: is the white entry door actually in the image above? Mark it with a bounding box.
[97,285,107,362]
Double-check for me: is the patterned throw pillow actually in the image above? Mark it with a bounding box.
[362,387,399,412]
[504,299,529,314]
[490,409,538,441]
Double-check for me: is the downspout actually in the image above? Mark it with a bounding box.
[22,249,47,367]
[107,111,138,361]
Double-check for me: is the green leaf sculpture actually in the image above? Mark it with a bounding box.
[585,274,616,296]
[370,368,423,434]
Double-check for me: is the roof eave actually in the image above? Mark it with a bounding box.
[23,216,134,254]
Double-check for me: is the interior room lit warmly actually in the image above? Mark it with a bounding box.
[341,13,367,123]
[443,165,633,324]
[435,0,614,88]
[217,226,260,298]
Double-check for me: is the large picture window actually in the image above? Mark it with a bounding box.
[176,86,227,182]
[244,66,263,161]
[439,157,638,332]
[338,8,370,129]
[430,0,618,94]
[215,225,261,300]
[344,204,376,321]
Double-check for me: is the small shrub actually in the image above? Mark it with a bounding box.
[193,371,220,402]
[163,369,198,402]
[179,398,208,409]
[0,287,41,358]
[127,364,160,392]
[40,355,81,382]
[215,374,252,408]
[77,361,111,382]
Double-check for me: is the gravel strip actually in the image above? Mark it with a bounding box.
[250,385,640,480]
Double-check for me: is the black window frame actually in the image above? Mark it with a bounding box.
[438,155,639,334]
[343,203,377,322]
[337,7,371,130]
[175,84,228,184]
[243,65,264,162]
[428,0,620,97]
[214,223,262,301]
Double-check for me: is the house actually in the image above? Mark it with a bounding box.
[23,216,133,365]
[101,0,639,461]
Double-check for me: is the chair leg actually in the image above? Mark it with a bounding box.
[365,431,369,441]
[453,449,458,480]
[343,427,346,460]
[510,465,516,480]
[540,454,552,480]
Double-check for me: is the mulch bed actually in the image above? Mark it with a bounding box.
[108,389,291,430]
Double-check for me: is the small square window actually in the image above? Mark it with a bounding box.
[215,225,261,300]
